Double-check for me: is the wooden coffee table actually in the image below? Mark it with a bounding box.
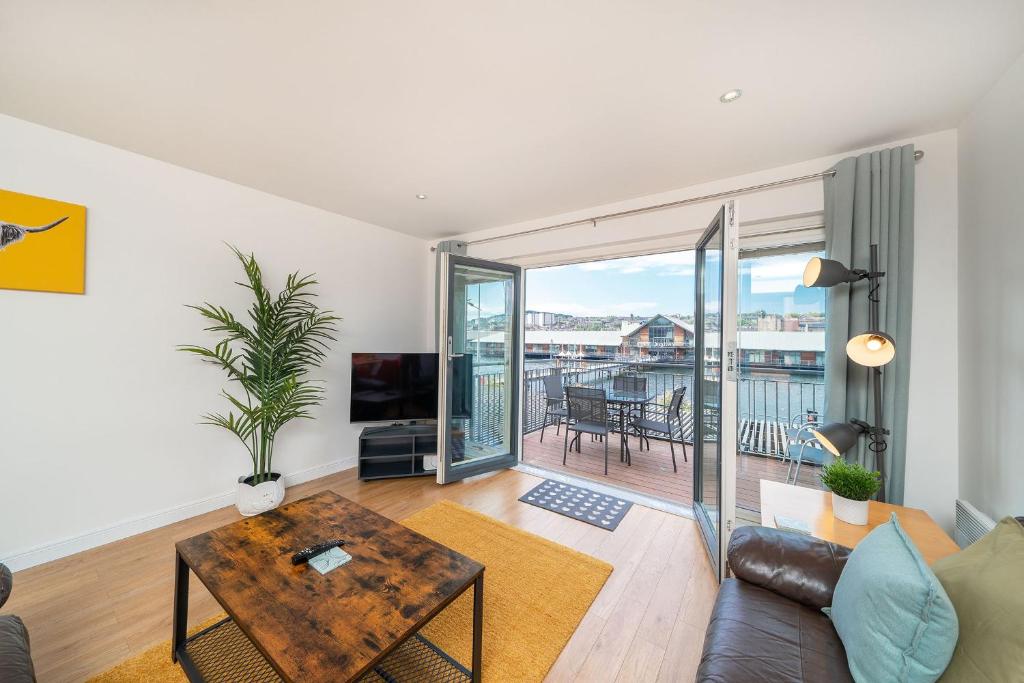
[172,491,484,682]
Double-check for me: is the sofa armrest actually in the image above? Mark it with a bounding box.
[0,563,11,610]
[0,615,35,683]
[727,526,852,610]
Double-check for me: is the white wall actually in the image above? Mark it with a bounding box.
[957,54,1024,521]
[456,129,961,529]
[0,115,432,570]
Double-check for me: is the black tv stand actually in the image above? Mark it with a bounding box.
[358,424,438,480]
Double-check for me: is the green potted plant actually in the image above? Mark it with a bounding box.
[819,459,881,525]
[180,247,339,516]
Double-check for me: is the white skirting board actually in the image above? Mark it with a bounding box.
[1,457,356,572]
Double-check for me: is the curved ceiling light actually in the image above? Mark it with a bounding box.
[719,89,742,103]
[802,257,866,288]
[846,332,896,367]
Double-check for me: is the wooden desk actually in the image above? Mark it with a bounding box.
[759,480,959,565]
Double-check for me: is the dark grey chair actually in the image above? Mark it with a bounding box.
[611,374,650,453]
[630,386,688,472]
[608,374,635,427]
[563,386,611,475]
[539,373,568,442]
[613,374,647,394]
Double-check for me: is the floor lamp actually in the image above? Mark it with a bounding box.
[802,245,893,502]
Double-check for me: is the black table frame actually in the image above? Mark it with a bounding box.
[172,551,484,683]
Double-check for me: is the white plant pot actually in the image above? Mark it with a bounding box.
[832,492,869,526]
[236,473,285,516]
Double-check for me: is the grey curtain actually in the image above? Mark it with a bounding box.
[823,145,915,503]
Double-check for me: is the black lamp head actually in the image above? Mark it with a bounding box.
[802,257,866,288]
[811,420,869,456]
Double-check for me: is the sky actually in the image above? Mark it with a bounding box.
[524,250,826,318]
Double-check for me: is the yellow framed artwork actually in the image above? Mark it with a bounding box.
[0,188,86,294]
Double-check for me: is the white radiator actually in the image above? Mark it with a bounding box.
[954,499,996,548]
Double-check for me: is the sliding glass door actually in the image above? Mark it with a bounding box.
[436,254,523,483]
[692,202,739,581]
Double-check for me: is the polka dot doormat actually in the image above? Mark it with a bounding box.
[518,479,633,530]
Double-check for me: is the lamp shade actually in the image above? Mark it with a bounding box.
[802,257,858,288]
[846,332,896,367]
[811,421,866,457]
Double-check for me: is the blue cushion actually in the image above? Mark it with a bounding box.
[825,513,958,682]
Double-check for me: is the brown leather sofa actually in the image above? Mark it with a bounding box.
[0,562,36,683]
[696,525,854,682]
[697,518,1024,682]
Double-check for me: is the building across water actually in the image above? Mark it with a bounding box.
[472,313,824,372]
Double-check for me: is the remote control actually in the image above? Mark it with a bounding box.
[290,539,347,565]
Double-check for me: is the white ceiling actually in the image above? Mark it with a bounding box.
[2,2,1023,239]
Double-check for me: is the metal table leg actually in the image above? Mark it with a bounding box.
[172,551,189,663]
[472,572,484,683]
[618,405,626,464]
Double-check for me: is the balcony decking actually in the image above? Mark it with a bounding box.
[521,429,824,512]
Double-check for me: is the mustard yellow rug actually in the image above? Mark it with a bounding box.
[89,499,612,682]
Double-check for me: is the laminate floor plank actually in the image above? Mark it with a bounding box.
[5,467,716,682]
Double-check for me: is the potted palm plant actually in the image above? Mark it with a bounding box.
[180,247,339,516]
[819,459,881,525]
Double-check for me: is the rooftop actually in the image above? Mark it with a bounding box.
[475,329,825,352]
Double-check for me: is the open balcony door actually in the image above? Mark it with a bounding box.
[692,202,739,581]
[436,253,523,484]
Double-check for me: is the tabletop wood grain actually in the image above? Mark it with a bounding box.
[176,490,484,683]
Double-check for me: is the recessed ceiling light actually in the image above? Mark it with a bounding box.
[416,194,428,200]
[719,89,742,103]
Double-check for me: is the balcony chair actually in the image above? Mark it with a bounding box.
[563,386,612,475]
[611,374,649,439]
[612,373,647,394]
[786,411,819,448]
[785,437,832,485]
[606,370,647,450]
[629,386,688,472]
[784,409,821,461]
[539,373,568,442]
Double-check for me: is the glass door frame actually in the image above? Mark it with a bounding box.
[436,253,523,484]
[692,201,739,581]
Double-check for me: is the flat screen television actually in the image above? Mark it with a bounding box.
[350,352,439,422]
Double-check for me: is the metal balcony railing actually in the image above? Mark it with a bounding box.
[457,359,824,457]
[519,360,825,457]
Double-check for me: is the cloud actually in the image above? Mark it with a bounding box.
[528,300,659,317]
[750,277,802,294]
[577,261,614,271]
[658,266,695,277]
[568,251,695,277]
[746,253,814,293]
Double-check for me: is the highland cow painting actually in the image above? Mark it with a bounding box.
[0,188,86,294]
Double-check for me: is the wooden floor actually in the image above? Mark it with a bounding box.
[522,429,824,511]
[6,467,717,683]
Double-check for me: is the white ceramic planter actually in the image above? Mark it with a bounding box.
[236,473,285,516]
[832,492,869,525]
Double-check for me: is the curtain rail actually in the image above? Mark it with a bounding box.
[444,150,924,249]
